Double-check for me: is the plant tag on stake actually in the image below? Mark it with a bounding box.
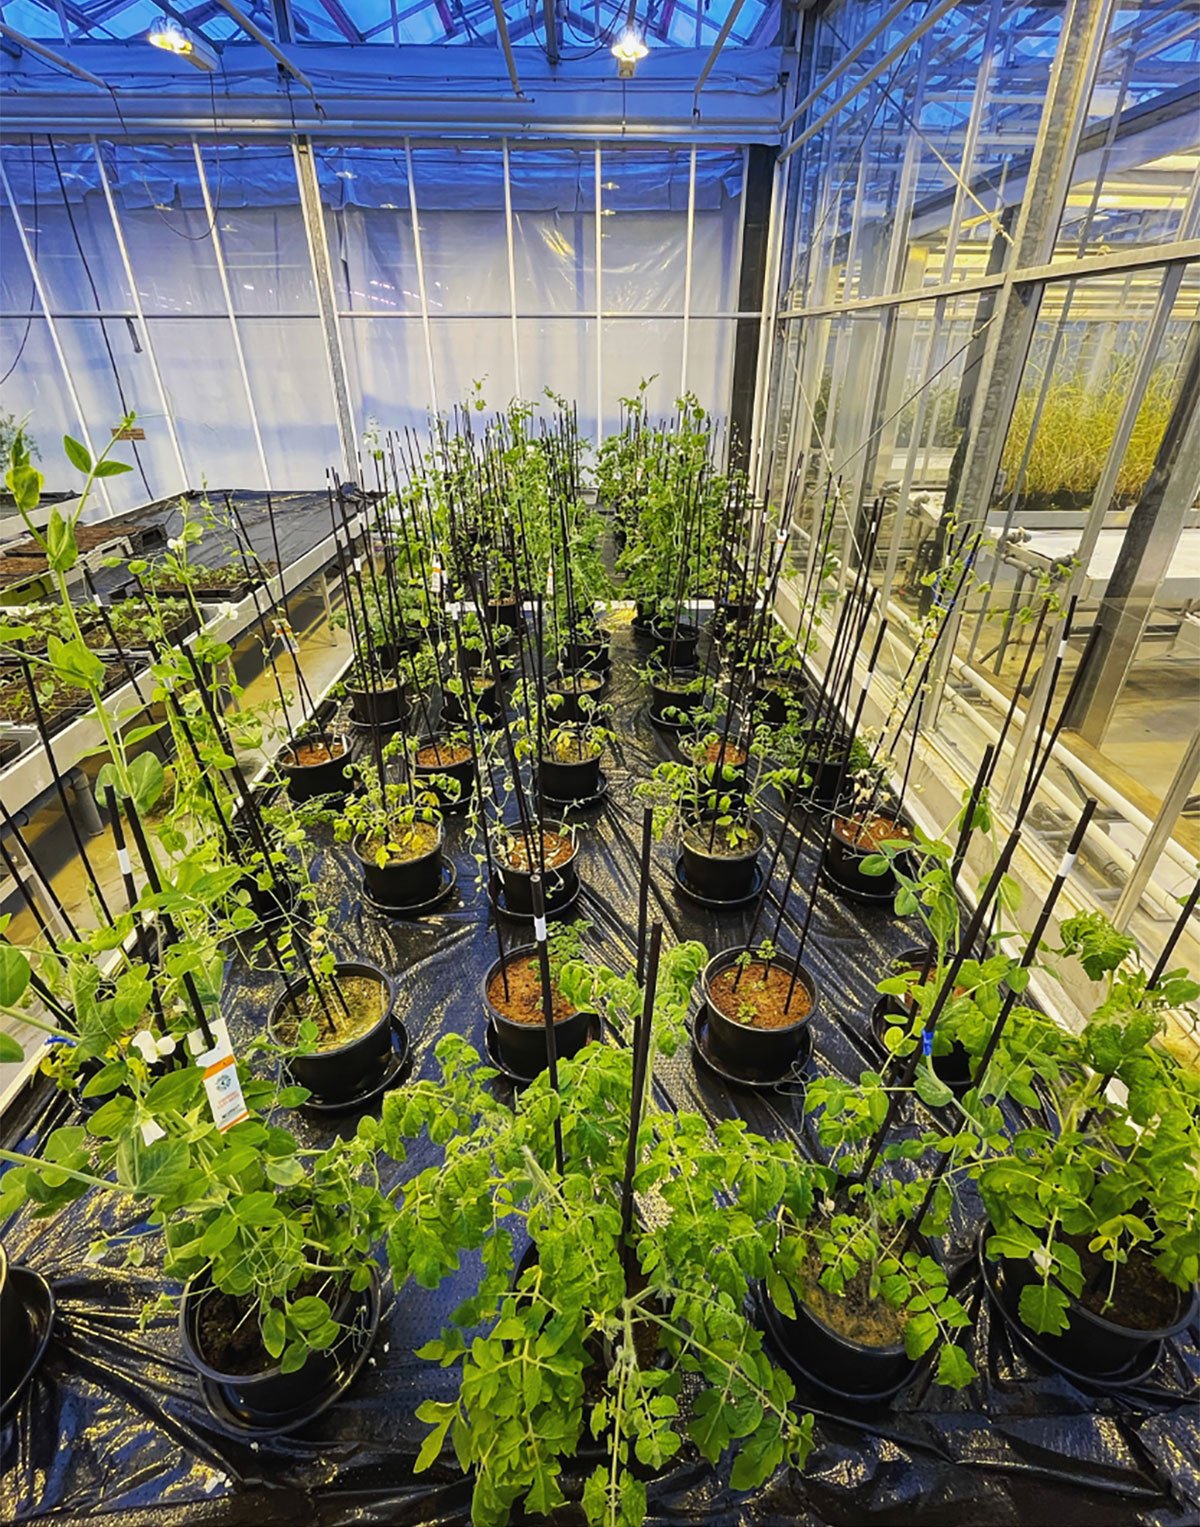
[274,618,299,656]
[187,1017,249,1132]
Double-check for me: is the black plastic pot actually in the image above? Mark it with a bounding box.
[377,629,424,663]
[353,817,444,907]
[700,946,816,1077]
[179,1269,372,1422]
[346,677,408,730]
[648,670,703,724]
[765,1279,916,1401]
[546,670,608,724]
[0,1244,35,1393]
[237,867,297,926]
[442,676,500,726]
[696,746,749,799]
[797,730,851,808]
[494,824,579,915]
[871,980,973,1097]
[278,735,350,803]
[268,960,395,1103]
[482,944,594,1075]
[413,734,475,807]
[540,745,602,801]
[485,597,522,634]
[752,680,804,728]
[650,621,699,669]
[988,1234,1198,1379]
[826,815,912,900]
[717,598,757,637]
[562,635,610,674]
[681,815,762,901]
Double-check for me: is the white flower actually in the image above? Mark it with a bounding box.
[1032,1246,1053,1274]
[167,536,184,553]
[216,601,238,622]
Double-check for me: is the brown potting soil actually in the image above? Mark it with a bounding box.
[707,961,809,1029]
[800,1246,908,1347]
[285,739,347,767]
[703,741,748,766]
[487,953,578,1025]
[416,741,471,767]
[277,974,386,1051]
[360,819,440,863]
[197,1271,344,1375]
[544,737,600,764]
[503,829,574,870]
[1066,1232,1180,1329]
[834,814,912,852]
[552,672,603,693]
[682,822,762,859]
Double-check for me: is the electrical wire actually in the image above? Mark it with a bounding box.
[106,67,225,242]
[1,138,39,387]
[47,136,153,497]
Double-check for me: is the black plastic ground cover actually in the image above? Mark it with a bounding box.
[2,620,1198,1526]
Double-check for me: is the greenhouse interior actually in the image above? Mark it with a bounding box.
[0,0,1198,1522]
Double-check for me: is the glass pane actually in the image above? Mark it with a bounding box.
[315,145,421,314]
[238,318,339,486]
[340,314,432,443]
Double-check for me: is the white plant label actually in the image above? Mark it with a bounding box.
[274,620,299,656]
[187,1017,249,1133]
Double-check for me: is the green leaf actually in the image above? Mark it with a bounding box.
[0,944,31,1008]
[93,459,133,478]
[128,752,165,814]
[262,1305,286,1358]
[1018,1280,1070,1336]
[936,1343,976,1389]
[63,435,92,474]
[45,508,78,573]
[0,1033,23,1063]
[914,1064,954,1110]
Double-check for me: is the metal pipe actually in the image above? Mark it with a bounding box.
[694,0,749,98]
[209,0,323,101]
[0,23,109,87]
[490,0,525,97]
[778,0,960,164]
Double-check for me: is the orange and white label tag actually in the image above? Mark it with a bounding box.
[187,1018,250,1133]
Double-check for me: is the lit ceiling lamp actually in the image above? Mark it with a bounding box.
[612,4,648,78]
[148,17,218,69]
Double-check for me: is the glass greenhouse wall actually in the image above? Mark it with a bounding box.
[0,138,748,500]
[761,0,1199,1011]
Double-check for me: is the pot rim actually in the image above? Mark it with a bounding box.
[179,1267,358,1385]
[351,816,445,870]
[481,944,590,1030]
[413,734,474,769]
[682,814,763,863]
[268,959,396,1059]
[540,740,603,767]
[280,734,349,770]
[493,820,579,874]
[345,676,406,698]
[990,1225,1199,1341]
[701,946,816,1035]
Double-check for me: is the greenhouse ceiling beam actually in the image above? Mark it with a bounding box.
[0,21,108,84]
[694,0,749,99]
[210,0,322,99]
[490,0,524,96]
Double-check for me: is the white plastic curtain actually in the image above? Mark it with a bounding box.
[1,138,746,506]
